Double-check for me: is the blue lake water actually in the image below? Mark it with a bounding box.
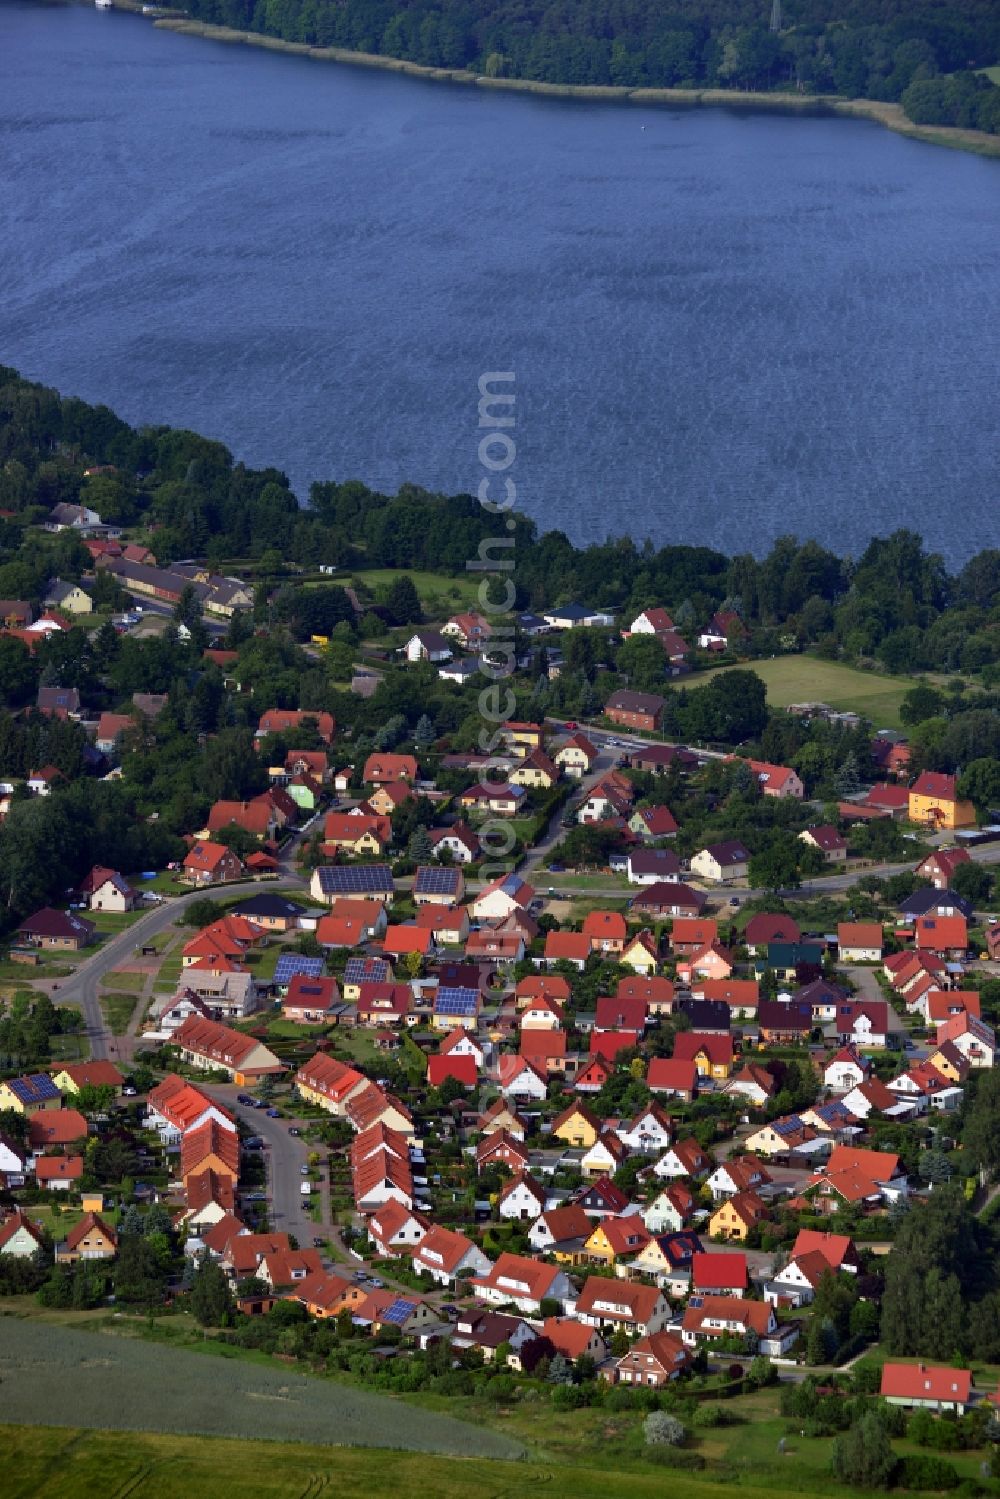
[1,2,999,562]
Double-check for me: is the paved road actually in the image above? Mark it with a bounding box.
[205,1084,323,1245]
[54,853,310,1062]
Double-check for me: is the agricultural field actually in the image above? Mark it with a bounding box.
[0,1425,748,1499]
[691,656,920,730]
[0,1321,523,1459]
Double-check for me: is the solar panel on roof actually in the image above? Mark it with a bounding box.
[273,954,325,984]
[500,874,524,895]
[380,1298,415,1326]
[434,987,478,1016]
[345,957,389,983]
[318,864,393,894]
[414,866,459,895]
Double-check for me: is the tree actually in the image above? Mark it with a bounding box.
[831,1409,897,1488]
[413,713,435,748]
[748,841,800,893]
[74,1083,117,1119]
[950,861,993,905]
[644,1412,687,1447]
[190,1251,234,1326]
[382,575,422,626]
[958,758,1000,814]
[835,752,861,798]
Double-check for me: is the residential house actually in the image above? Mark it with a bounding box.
[430,823,481,864]
[528,1205,593,1262]
[294,1054,367,1115]
[690,840,751,885]
[583,1213,650,1267]
[915,848,972,890]
[680,1295,781,1350]
[554,732,597,778]
[799,825,848,862]
[181,842,244,886]
[604,690,664,732]
[641,1187,696,1239]
[837,922,884,962]
[708,1191,767,1242]
[413,1225,491,1287]
[646,1058,698,1101]
[573,1277,670,1336]
[881,1363,973,1415]
[627,848,682,886]
[0,1210,47,1258]
[17,907,95,951]
[673,1032,734,1080]
[737,759,804,799]
[908,772,975,830]
[175,1016,283,1085]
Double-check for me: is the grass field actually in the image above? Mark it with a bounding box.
[978,64,1000,83]
[692,656,919,730]
[0,1425,771,1499]
[99,991,139,1035]
[334,568,483,614]
[0,1321,522,1459]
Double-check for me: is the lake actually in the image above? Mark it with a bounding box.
[1,2,999,563]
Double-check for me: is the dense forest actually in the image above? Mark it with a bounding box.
[177,0,1000,132]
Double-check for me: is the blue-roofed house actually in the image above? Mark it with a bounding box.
[311,865,395,903]
[343,955,394,1000]
[432,986,481,1032]
[412,865,465,907]
[0,1072,63,1115]
[272,954,326,994]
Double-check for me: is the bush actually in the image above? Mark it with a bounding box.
[645,1448,705,1470]
[896,1456,961,1490]
[644,1411,687,1447]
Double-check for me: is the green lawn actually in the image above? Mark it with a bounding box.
[99,990,138,1035]
[0,1425,766,1499]
[978,64,1000,83]
[101,970,147,993]
[691,656,921,730]
[331,567,484,613]
[89,910,148,935]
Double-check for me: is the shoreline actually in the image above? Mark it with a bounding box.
[149,16,1000,160]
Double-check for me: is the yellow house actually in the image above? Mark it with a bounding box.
[583,1215,648,1267]
[621,934,659,976]
[367,785,410,818]
[551,1101,600,1150]
[500,723,544,754]
[51,1063,123,1098]
[908,772,975,830]
[0,1075,62,1114]
[509,753,558,790]
[709,1190,767,1242]
[676,1036,733,1080]
[927,1046,966,1083]
[44,581,93,614]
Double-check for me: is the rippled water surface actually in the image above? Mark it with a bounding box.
[2,2,999,561]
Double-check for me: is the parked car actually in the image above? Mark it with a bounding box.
[299,1165,310,1176]
[288,1127,300,1137]
[122,1085,137,1097]
[266,1108,281,1118]
[312,1236,325,1248]
[237,1094,254,1105]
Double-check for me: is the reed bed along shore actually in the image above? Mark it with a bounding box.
[152,18,1000,158]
